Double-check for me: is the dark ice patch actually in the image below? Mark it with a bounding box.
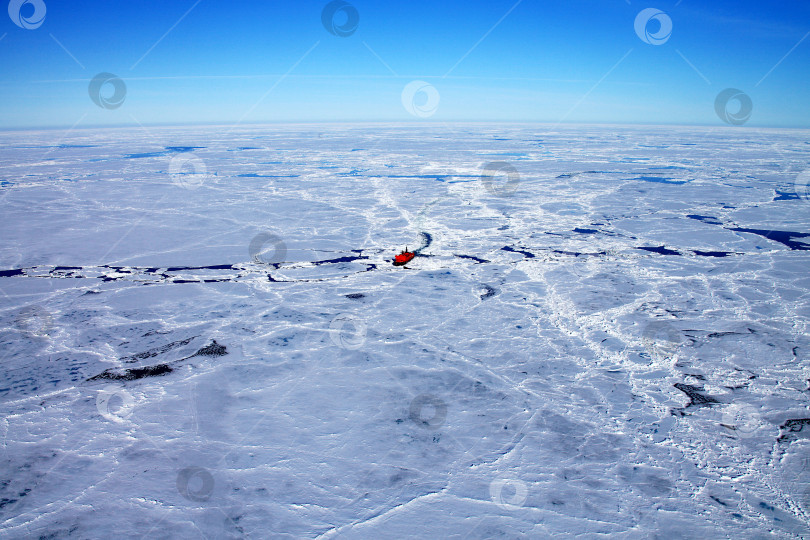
[192,340,227,357]
[638,246,681,256]
[87,340,226,382]
[673,383,719,414]
[501,246,535,258]
[119,336,197,363]
[479,284,497,300]
[693,250,732,257]
[778,418,810,443]
[88,363,173,381]
[686,214,723,225]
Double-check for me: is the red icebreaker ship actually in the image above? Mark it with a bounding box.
[393,248,415,266]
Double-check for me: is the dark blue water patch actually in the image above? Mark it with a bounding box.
[165,146,204,153]
[693,250,732,257]
[634,176,688,185]
[368,174,480,182]
[573,228,598,234]
[87,158,106,162]
[416,232,432,252]
[236,173,300,178]
[338,169,366,176]
[774,190,800,201]
[124,146,204,159]
[0,180,12,187]
[728,227,810,251]
[125,151,168,159]
[345,293,365,299]
[638,246,681,256]
[455,254,489,263]
[0,268,24,277]
[501,246,535,258]
[350,148,364,152]
[556,173,577,178]
[687,214,723,225]
[228,147,262,151]
[57,144,97,148]
[165,264,237,272]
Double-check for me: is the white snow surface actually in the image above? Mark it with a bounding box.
[0,123,809,538]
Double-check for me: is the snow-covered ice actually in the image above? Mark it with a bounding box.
[1,123,809,538]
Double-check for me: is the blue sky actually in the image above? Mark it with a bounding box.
[0,0,808,128]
